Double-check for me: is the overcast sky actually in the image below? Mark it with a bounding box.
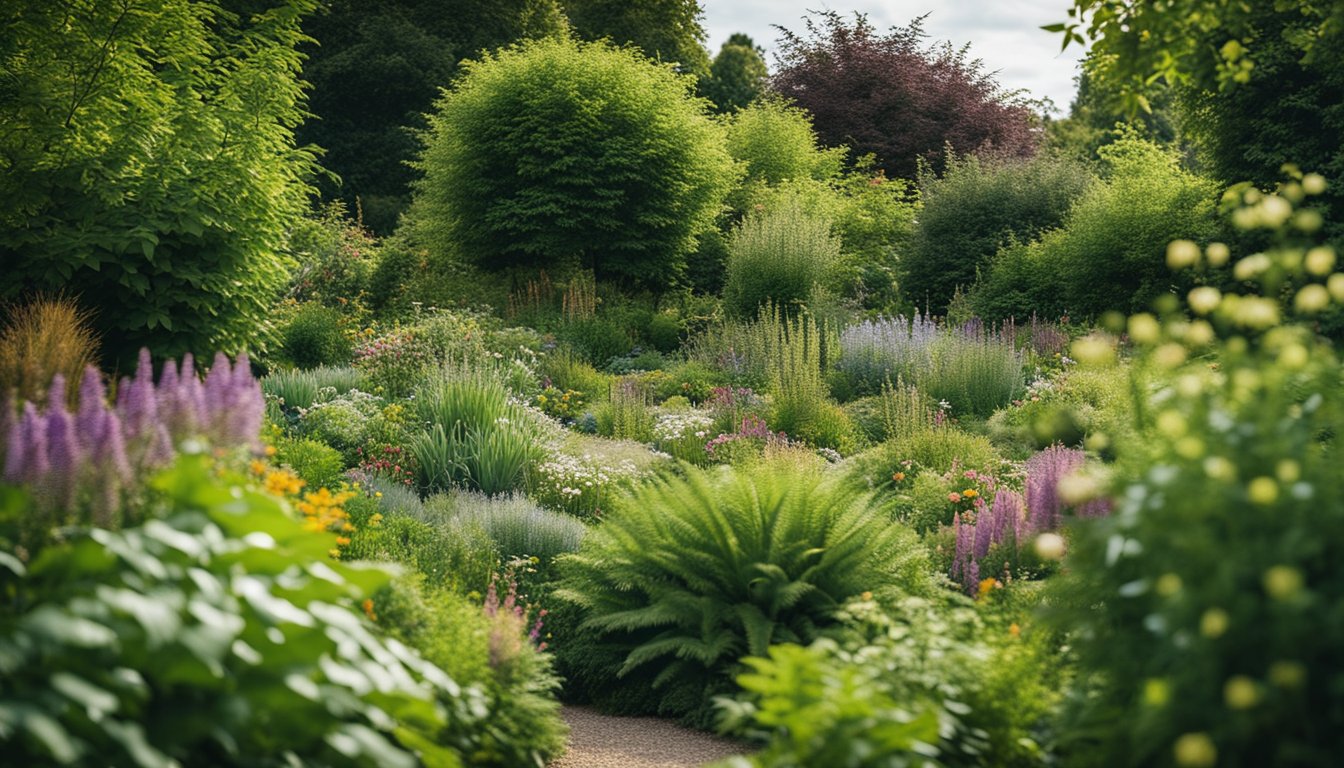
[701,0,1087,113]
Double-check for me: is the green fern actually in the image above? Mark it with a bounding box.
[554,458,934,725]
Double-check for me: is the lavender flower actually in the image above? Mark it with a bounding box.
[1026,444,1089,531]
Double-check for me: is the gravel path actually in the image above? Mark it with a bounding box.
[549,705,749,768]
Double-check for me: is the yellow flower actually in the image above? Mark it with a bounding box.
[961,489,978,499]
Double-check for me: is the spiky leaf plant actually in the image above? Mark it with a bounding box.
[553,458,934,725]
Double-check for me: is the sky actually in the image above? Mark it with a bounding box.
[701,0,1087,114]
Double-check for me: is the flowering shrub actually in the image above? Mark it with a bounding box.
[836,314,939,396]
[297,389,382,462]
[353,328,432,398]
[529,452,648,520]
[652,411,715,464]
[704,414,791,464]
[535,386,585,422]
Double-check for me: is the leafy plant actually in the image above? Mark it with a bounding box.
[554,459,935,725]
[262,366,367,413]
[0,0,320,362]
[411,36,736,287]
[0,454,466,767]
[430,491,587,565]
[281,302,354,370]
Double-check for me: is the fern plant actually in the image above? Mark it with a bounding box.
[553,459,934,725]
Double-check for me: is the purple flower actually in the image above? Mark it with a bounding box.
[1026,444,1087,532]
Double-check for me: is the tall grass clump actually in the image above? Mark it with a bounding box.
[408,363,548,496]
[878,376,935,445]
[723,197,842,319]
[0,296,99,405]
[836,314,939,397]
[262,366,366,411]
[922,328,1025,417]
[595,377,655,442]
[554,459,934,725]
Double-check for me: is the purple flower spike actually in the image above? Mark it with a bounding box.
[119,349,159,442]
[1026,444,1086,532]
[45,398,81,508]
[2,398,26,482]
[15,403,50,483]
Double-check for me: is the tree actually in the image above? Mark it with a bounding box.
[1053,1,1344,240]
[702,33,768,113]
[410,36,737,288]
[0,0,319,365]
[771,11,1039,182]
[565,0,711,79]
[296,0,567,234]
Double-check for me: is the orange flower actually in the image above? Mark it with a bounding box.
[962,488,979,499]
[891,471,906,482]
[1009,623,1021,638]
[362,599,378,622]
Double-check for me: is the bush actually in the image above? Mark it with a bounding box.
[281,302,353,369]
[373,576,568,767]
[1049,188,1344,767]
[593,378,655,443]
[0,455,465,766]
[836,314,940,397]
[723,197,843,319]
[972,136,1219,320]
[297,390,383,463]
[343,500,499,595]
[725,98,845,188]
[411,36,737,287]
[274,437,347,491]
[903,154,1095,313]
[528,437,657,520]
[0,296,99,405]
[889,428,1002,475]
[922,330,1025,418]
[285,202,377,310]
[717,595,1058,768]
[1,1,318,362]
[431,491,587,565]
[554,460,935,725]
[558,316,635,368]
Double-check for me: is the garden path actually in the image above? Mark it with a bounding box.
[550,705,748,768]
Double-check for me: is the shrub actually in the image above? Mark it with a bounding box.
[717,595,1058,767]
[922,330,1025,418]
[1,0,318,362]
[594,378,655,443]
[772,11,1038,181]
[0,455,465,766]
[373,576,568,767]
[529,434,661,519]
[354,329,434,399]
[281,302,353,369]
[1049,185,1344,767]
[903,154,1096,313]
[297,390,383,462]
[725,98,845,187]
[723,197,843,319]
[285,201,377,309]
[759,307,835,442]
[539,348,611,402]
[412,36,737,287]
[889,428,1002,475]
[652,411,717,465]
[558,316,635,368]
[972,136,1219,320]
[432,491,587,565]
[836,314,940,397]
[274,437,346,491]
[343,500,499,595]
[0,296,99,405]
[554,460,935,725]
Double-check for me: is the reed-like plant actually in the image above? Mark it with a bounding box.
[446,491,587,563]
[723,196,841,319]
[261,366,366,411]
[595,377,654,442]
[0,295,99,406]
[922,329,1025,418]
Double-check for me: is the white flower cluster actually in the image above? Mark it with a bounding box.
[652,412,714,443]
[532,452,648,516]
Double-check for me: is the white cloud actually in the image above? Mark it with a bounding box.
[701,0,1086,112]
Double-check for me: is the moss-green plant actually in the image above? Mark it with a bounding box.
[274,437,347,491]
[412,36,737,287]
[554,459,935,725]
[281,302,353,369]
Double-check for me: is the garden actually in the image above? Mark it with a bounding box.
[2,1,1343,766]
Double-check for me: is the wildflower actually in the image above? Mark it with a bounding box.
[891,471,905,482]
[948,492,963,503]
[961,489,978,499]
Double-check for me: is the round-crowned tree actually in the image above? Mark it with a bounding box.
[411,36,737,287]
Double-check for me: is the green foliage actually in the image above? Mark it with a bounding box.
[723,198,843,319]
[372,577,568,767]
[717,596,1058,768]
[972,136,1219,320]
[343,500,499,595]
[281,303,354,370]
[296,0,568,234]
[758,307,839,449]
[725,99,846,188]
[538,348,611,402]
[923,332,1026,418]
[565,0,712,79]
[557,316,634,368]
[286,202,378,309]
[408,365,549,496]
[0,0,320,363]
[429,491,587,565]
[554,460,935,725]
[903,154,1096,313]
[0,455,464,767]
[702,34,768,113]
[594,378,655,442]
[411,36,736,287]
[262,366,367,412]
[297,390,383,463]
[889,428,1002,475]
[274,437,347,490]
[1049,180,1344,768]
